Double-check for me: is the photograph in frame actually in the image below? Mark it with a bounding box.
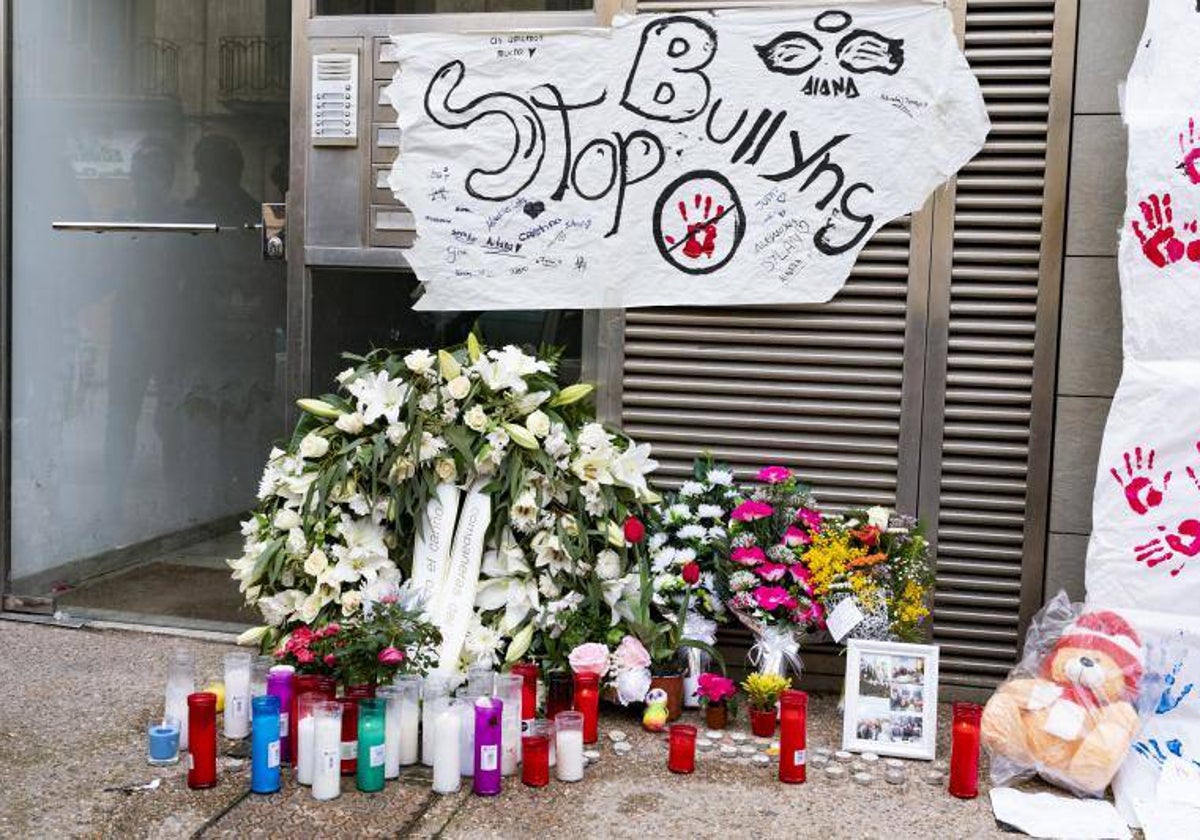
[841,639,939,760]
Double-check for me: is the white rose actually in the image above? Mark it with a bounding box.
[385,423,407,445]
[273,508,301,531]
[525,409,551,438]
[404,348,436,374]
[464,405,489,432]
[335,412,364,434]
[304,547,329,577]
[446,375,471,400]
[595,549,621,580]
[340,590,362,616]
[298,433,329,459]
[435,457,457,482]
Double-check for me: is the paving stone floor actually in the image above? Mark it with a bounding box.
[0,619,1013,839]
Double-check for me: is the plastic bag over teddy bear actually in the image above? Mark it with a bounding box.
[981,591,1147,797]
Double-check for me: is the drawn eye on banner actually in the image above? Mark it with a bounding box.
[385,6,989,311]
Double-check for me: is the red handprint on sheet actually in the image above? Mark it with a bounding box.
[1185,442,1200,491]
[1180,118,1200,185]
[1135,519,1200,577]
[663,194,724,260]
[1131,193,1197,268]
[1111,447,1172,516]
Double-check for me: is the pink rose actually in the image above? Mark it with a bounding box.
[568,642,610,677]
[377,646,405,665]
[323,653,338,667]
[614,636,651,671]
[731,500,775,522]
[783,526,811,547]
[295,648,315,665]
[380,593,399,605]
[757,466,792,484]
[753,586,797,613]
[755,562,789,582]
[731,546,767,566]
[795,508,822,531]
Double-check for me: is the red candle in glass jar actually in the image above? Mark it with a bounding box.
[546,671,574,722]
[948,702,982,798]
[778,689,807,783]
[338,697,360,776]
[521,721,552,787]
[510,662,540,724]
[667,724,697,774]
[573,672,600,744]
[186,692,218,789]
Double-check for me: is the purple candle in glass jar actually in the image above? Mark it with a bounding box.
[266,665,295,763]
[473,696,503,796]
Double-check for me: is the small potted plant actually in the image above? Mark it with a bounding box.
[696,672,738,730]
[741,671,790,737]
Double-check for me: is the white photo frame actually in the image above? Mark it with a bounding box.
[841,639,939,760]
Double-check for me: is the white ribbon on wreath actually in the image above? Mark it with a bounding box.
[410,482,461,626]
[431,478,492,677]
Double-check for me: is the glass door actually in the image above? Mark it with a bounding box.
[8,0,291,630]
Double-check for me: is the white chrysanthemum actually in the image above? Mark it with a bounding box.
[418,432,446,462]
[418,391,438,413]
[666,503,693,523]
[647,531,669,551]
[543,423,571,458]
[706,469,734,486]
[678,480,704,497]
[677,524,707,541]
[696,504,725,520]
[595,549,621,580]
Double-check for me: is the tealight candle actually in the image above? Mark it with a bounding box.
[696,737,714,752]
[852,771,874,786]
[704,730,724,741]
[884,758,905,770]
[224,652,252,740]
[473,696,503,796]
[923,769,946,786]
[824,764,847,783]
[729,732,748,744]
[394,675,421,766]
[751,753,771,768]
[834,750,853,763]
[719,745,738,759]
[432,699,461,794]
[861,752,880,766]
[885,767,907,785]
[496,674,524,775]
[613,741,632,756]
[250,695,282,794]
[814,747,832,759]
[810,754,829,769]
[312,701,343,801]
[555,711,585,782]
[147,717,180,766]
[738,744,757,756]
[583,749,601,764]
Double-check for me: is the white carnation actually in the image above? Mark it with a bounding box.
[273,508,301,531]
[298,433,329,459]
[678,480,704,497]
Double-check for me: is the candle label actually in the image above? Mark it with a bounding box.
[268,740,281,768]
[279,712,289,736]
[793,749,806,765]
[341,740,358,760]
[479,744,498,772]
[322,748,338,772]
[370,744,385,767]
[188,753,194,770]
[232,696,246,718]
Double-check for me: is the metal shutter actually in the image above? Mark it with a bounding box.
[920,0,1071,691]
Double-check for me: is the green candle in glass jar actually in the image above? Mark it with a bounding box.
[356,698,387,793]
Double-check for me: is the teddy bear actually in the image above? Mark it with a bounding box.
[981,609,1144,795]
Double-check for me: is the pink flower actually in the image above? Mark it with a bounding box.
[753,586,797,612]
[755,562,789,582]
[696,672,737,703]
[731,500,775,522]
[319,622,341,639]
[323,653,338,667]
[380,593,399,605]
[377,646,405,666]
[799,601,825,628]
[614,636,651,671]
[568,642,610,677]
[757,466,792,484]
[795,508,822,531]
[295,648,315,665]
[783,526,811,547]
[790,565,811,584]
[731,546,767,566]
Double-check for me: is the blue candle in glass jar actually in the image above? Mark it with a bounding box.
[251,695,282,794]
[147,718,180,765]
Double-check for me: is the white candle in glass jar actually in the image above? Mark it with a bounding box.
[458,695,477,776]
[296,714,316,785]
[431,701,461,794]
[379,688,402,779]
[223,654,252,740]
[556,729,584,782]
[312,713,342,801]
[422,679,448,767]
[399,693,420,766]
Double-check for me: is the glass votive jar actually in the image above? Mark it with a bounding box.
[250,695,282,794]
[668,724,698,774]
[466,664,496,697]
[356,697,387,793]
[521,720,552,787]
[431,698,462,795]
[147,717,180,766]
[223,652,252,740]
[312,701,344,801]
[295,692,321,786]
[509,662,540,724]
[572,672,600,745]
[251,655,274,698]
[545,671,574,722]
[186,692,218,790]
[555,711,585,782]
[495,674,524,776]
[949,701,983,799]
[393,675,422,767]
[422,675,450,768]
[165,650,195,751]
[473,695,503,796]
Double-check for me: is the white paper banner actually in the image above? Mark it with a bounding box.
[386,6,988,310]
[411,482,461,624]
[432,479,493,675]
[1086,0,1200,610]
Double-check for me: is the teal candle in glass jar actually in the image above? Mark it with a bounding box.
[356,698,387,793]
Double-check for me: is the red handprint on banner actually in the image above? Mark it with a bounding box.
[1135,519,1200,577]
[1111,446,1172,515]
[1132,193,1200,265]
[1180,118,1200,185]
[1185,442,1200,491]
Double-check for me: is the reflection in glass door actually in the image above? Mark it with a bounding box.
[9,0,291,629]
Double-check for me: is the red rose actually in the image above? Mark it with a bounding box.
[623,516,646,544]
[681,561,701,585]
[323,653,338,667]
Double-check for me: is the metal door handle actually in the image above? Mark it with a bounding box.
[52,221,225,234]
